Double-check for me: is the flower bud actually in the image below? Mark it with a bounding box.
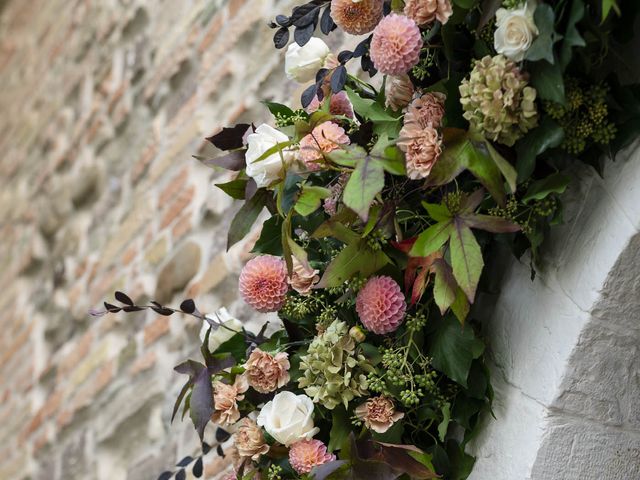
[349,325,366,343]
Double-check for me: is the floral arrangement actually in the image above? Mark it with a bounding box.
[96,0,640,479]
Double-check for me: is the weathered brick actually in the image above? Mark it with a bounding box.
[143,316,170,347]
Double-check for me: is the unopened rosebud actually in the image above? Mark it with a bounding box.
[349,326,366,343]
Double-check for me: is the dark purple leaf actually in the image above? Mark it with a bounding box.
[174,360,206,377]
[104,302,121,313]
[193,151,246,171]
[202,442,212,455]
[275,14,290,27]
[206,124,251,151]
[311,460,348,480]
[192,457,203,478]
[353,36,371,58]
[190,368,214,440]
[292,4,320,27]
[122,306,144,312]
[273,27,289,49]
[331,65,347,93]
[320,6,335,35]
[151,306,174,316]
[216,427,231,443]
[175,470,186,480]
[180,299,196,314]
[206,354,236,374]
[244,178,258,201]
[338,50,353,63]
[291,3,319,22]
[461,214,521,233]
[176,456,193,467]
[157,472,173,480]
[89,309,107,317]
[216,445,225,457]
[294,22,315,46]
[115,291,134,306]
[171,379,192,423]
[301,83,318,108]
[315,68,329,84]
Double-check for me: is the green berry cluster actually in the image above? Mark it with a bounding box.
[348,276,367,293]
[281,294,316,320]
[365,230,387,251]
[274,109,307,128]
[544,79,616,155]
[406,312,428,332]
[267,464,283,480]
[411,48,437,82]
[443,191,463,214]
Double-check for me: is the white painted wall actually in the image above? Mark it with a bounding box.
[468,141,640,480]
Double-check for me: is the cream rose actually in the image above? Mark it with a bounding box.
[199,308,242,353]
[256,392,319,446]
[285,37,331,83]
[494,2,538,62]
[245,124,294,188]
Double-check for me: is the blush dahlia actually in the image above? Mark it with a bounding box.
[356,276,406,334]
[239,255,289,312]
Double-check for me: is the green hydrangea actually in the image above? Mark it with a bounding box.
[459,55,539,146]
[298,320,374,410]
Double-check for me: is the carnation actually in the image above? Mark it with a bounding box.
[404,92,446,129]
[297,121,350,171]
[212,376,248,426]
[404,0,453,26]
[239,255,289,312]
[385,74,415,111]
[288,257,320,295]
[331,0,384,35]
[234,418,270,460]
[459,55,539,146]
[356,276,406,334]
[244,348,290,394]
[355,396,404,433]
[397,124,442,180]
[370,14,423,76]
[289,439,336,474]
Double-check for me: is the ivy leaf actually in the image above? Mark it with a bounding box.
[559,0,586,70]
[227,189,268,250]
[426,315,485,387]
[438,403,451,442]
[529,59,565,104]
[251,215,283,256]
[449,220,483,302]
[523,172,570,202]
[515,116,565,181]
[525,4,561,64]
[294,185,332,216]
[328,406,350,452]
[343,154,385,222]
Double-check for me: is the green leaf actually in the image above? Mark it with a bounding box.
[422,202,452,222]
[252,215,283,255]
[529,59,565,104]
[451,288,470,324]
[485,142,517,194]
[601,0,620,21]
[559,0,586,70]
[433,259,457,315]
[327,144,366,167]
[227,189,267,250]
[250,140,293,164]
[449,220,484,302]
[372,146,406,176]
[294,185,331,216]
[525,4,561,64]
[438,403,451,442]
[346,87,398,123]
[262,101,295,119]
[343,155,385,222]
[316,241,390,288]
[523,172,570,202]
[214,178,247,200]
[426,315,485,387]
[461,214,521,233]
[328,407,350,452]
[409,221,454,257]
[453,0,477,8]
[515,116,565,181]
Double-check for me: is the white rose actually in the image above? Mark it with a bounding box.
[245,124,294,188]
[494,1,539,62]
[285,37,331,83]
[199,307,242,353]
[256,392,320,446]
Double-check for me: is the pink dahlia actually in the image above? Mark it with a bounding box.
[331,0,384,35]
[306,91,355,120]
[370,14,423,76]
[289,439,336,474]
[298,121,350,171]
[239,255,289,312]
[356,276,406,334]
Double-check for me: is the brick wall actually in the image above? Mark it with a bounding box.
[0,0,339,478]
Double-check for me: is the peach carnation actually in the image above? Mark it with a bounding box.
[331,0,384,35]
[212,376,248,426]
[355,396,404,433]
[306,91,355,120]
[289,439,336,474]
[298,121,350,171]
[404,92,446,129]
[355,276,406,334]
[370,14,423,76]
[235,417,270,460]
[239,255,289,312]
[385,74,415,111]
[397,123,442,180]
[288,257,320,295]
[404,0,453,26]
[244,348,290,393]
